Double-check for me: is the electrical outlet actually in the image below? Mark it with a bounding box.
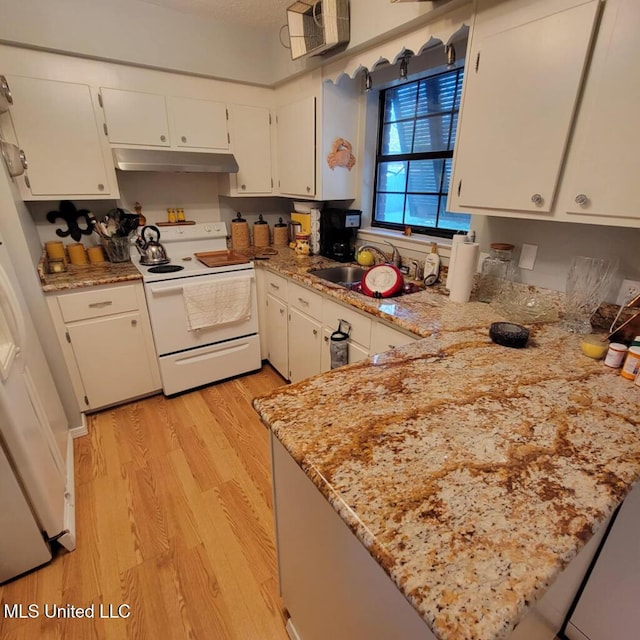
[616,279,640,306]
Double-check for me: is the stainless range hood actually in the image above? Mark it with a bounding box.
[112,148,239,173]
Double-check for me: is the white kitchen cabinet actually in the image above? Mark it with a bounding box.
[288,282,323,383]
[3,76,118,199]
[168,96,229,150]
[449,0,600,215]
[46,282,161,411]
[265,271,289,379]
[566,483,640,640]
[255,268,268,360]
[321,299,372,372]
[276,95,316,198]
[556,0,640,226]
[100,88,229,150]
[370,321,417,356]
[100,87,170,147]
[226,104,273,195]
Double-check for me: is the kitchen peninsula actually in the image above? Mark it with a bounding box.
[253,256,640,640]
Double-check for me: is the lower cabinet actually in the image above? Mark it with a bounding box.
[289,307,322,383]
[370,321,417,356]
[46,282,161,412]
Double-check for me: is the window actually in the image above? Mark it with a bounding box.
[373,67,470,238]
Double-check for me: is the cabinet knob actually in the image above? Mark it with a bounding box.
[575,193,589,206]
[312,329,318,336]
[181,136,187,143]
[241,184,246,191]
[531,193,544,206]
[306,186,311,193]
[0,75,13,107]
[131,319,137,327]
[97,183,105,191]
[160,134,167,142]
[279,308,285,315]
[18,149,27,171]
[324,336,329,342]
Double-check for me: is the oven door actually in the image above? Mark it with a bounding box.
[145,269,258,356]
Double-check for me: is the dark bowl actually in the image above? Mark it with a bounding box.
[489,322,530,348]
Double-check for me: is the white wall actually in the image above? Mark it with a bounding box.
[0,0,466,86]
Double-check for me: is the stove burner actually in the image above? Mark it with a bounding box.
[147,264,184,274]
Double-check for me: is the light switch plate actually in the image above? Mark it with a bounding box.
[518,243,538,270]
[616,279,640,306]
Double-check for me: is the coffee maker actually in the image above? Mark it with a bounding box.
[319,209,362,262]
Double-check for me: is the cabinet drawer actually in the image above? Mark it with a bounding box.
[265,271,288,302]
[370,322,417,355]
[322,299,372,348]
[57,284,139,322]
[289,282,322,319]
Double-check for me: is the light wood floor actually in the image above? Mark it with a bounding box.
[0,365,289,640]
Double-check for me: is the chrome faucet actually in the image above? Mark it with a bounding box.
[356,241,402,268]
[356,244,390,264]
[384,241,402,268]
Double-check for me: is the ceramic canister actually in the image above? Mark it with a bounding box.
[273,217,289,246]
[230,212,250,250]
[253,214,270,248]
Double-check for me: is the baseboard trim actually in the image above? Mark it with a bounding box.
[69,413,88,438]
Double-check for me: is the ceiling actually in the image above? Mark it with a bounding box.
[131,0,294,28]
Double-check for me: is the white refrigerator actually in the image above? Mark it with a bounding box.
[0,226,75,583]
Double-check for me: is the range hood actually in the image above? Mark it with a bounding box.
[112,148,239,173]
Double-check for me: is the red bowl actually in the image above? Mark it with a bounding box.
[360,264,405,298]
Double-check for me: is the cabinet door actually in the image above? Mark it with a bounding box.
[229,104,272,194]
[266,293,289,379]
[101,88,170,146]
[169,96,229,150]
[450,0,600,214]
[560,0,640,224]
[276,95,316,197]
[288,307,322,383]
[321,327,368,373]
[6,76,113,197]
[67,312,159,410]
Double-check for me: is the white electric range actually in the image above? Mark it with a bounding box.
[132,222,261,395]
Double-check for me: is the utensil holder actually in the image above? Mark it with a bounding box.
[102,237,131,263]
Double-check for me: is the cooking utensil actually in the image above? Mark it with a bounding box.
[360,264,404,298]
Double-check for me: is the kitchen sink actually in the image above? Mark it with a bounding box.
[308,266,367,287]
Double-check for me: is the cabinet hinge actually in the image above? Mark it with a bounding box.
[103,123,108,137]
[98,93,103,108]
[84,395,89,406]
[65,330,71,344]
[475,51,481,73]
[225,108,229,120]
[457,179,462,197]
[24,174,30,189]
[227,132,230,144]
[269,113,272,125]
[271,178,274,189]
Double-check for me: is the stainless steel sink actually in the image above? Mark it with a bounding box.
[308,266,366,287]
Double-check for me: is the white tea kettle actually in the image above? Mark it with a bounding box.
[135,225,170,265]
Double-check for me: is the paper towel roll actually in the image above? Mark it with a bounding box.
[445,233,468,290]
[448,242,479,303]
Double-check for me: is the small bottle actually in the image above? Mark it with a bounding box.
[423,242,440,285]
[134,201,146,226]
[604,343,628,368]
[620,346,640,380]
[176,207,185,222]
[167,208,177,223]
[478,243,514,303]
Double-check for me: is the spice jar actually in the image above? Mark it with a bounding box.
[230,212,250,250]
[604,343,628,368]
[620,346,640,380]
[478,243,514,303]
[253,214,270,248]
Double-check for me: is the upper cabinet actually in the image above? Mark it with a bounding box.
[449,0,600,215]
[556,0,640,226]
[276,96,316,198]
[274,77,360,201]
[224,103,273,196]
[100,88,229,150]
[449,0,640,228]
[2,75,118,200]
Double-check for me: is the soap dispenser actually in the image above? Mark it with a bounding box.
[423,243,441,285]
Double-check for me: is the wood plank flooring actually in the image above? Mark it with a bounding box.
[0,365,288,640]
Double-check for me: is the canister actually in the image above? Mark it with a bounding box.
[87,245,106,264]
[253,214,270,248]
[620,346,640,380]
[273,217,288,246]
[230,212,250,250]
[67,243,88,265]
[45,240,66,265]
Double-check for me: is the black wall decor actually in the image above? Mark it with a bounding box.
[47,200,93,242]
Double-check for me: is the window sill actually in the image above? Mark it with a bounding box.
[357,227,454,258]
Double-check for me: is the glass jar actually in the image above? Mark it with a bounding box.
[478,243,514,303]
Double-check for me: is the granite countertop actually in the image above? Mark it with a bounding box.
[38,255,142,292]
[252,251,640,640]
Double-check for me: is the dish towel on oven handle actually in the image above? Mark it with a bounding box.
[182,276,252,331]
